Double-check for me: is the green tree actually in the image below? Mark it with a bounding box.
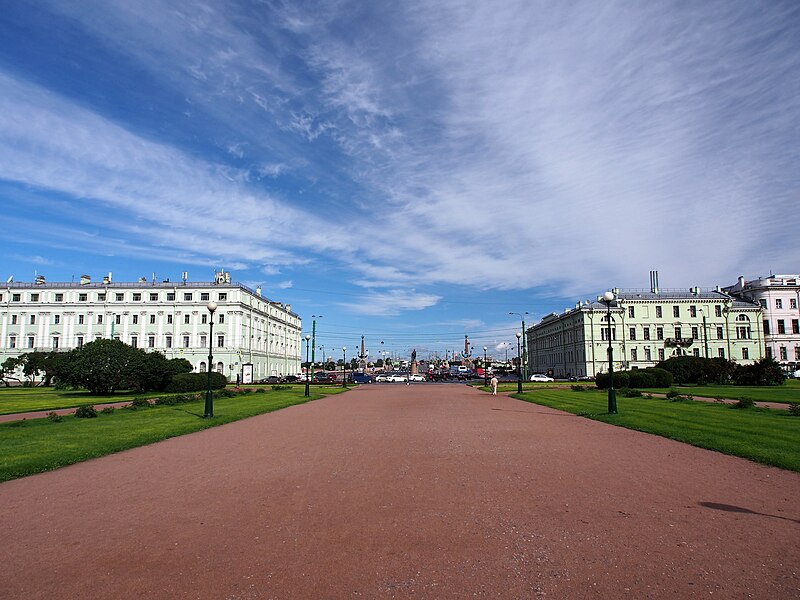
[1,356,23,387]
[55,339,143,394]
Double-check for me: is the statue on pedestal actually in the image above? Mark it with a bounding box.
[410,348,418,374]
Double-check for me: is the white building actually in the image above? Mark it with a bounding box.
[527,285,763,379]
[724,274,800,373]
[0,271,302,382]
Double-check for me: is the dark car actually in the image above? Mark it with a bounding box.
[350,372,374,384]
[281,375,300,384]
[314,372,337,384]
[260,376,281,384]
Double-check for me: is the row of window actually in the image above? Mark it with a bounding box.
[759,298,798,310]
[765,347,800,361]
[762,319,800,335]
[6,312,229,326]
[604,326,732,342]
[5,334,303,352]
[4,291,227,303]
[626,304,726,319]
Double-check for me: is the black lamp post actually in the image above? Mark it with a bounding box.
[342,347,347,388]
[311,315,322,384]
[515,332,523,393]
[304,334,311,397]
[204,300,217,418]
[483,346,489,387]
[600,291,618,414]
[510,312,529,380]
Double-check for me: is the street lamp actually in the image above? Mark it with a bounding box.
[342,347,347,388]
[304,334,311,397]
[483,346,489,387]
[311,315,322,384]
[600,291,618,414]
[698,309,709,358]
[515,332,523,393]
[204,300,218,418]
[509,312,529,380]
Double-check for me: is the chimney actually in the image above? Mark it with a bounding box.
[255,286,262,297]
[285,304,291,313]
[650,270,660,294]
[80,274,91,285]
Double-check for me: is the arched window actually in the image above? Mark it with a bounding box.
[216,361,224,373]
[736,314,750,322]
[199,361,207,372]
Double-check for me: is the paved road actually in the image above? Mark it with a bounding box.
[1,384,798,599]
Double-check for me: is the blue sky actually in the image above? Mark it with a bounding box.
[1,0,799,360]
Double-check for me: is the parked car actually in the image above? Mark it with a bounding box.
[386,373,409,383]
[281,375,299,383]
[259,376,281,384]
[529,374,554,382]
[314,371,337,384]
[408,373,426,382]
[351,372,374,384]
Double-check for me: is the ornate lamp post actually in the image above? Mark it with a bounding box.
[600,291,618,414]
[483,346,489,387]
[204,300,218,418]
[304,334,311,397]
[515,332,523,393]
[342,347,347,388]
[509,312,529,380]
[311,315,322,384]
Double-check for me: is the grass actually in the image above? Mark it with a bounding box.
[0,387,148,415]
[0,385,343,483]
[511,388,800,472]
[650,379,800,403]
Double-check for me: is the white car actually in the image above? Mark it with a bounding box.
[529,374,554,382]
[386,374,409,383]
[375,374,390,382]
[408,373,426,382]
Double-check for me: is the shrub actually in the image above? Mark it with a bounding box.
[153,396,177,406]
[665,388,680,400]
[128,396,151,409]
[165,372,228,393]
[46,411,63,423]
[732,358,786,386]
[254,388,267,394]
[74,405,98,418]
[788,403,800,416]
[655,356,735,385]
[570,385,586,392]
[596,368,672,389]
[9,419,28,427]
[271,385,290,391]
[214,388,237,398]
[734,396,755,409]
[100,406,115,415]
[623,389,643,397]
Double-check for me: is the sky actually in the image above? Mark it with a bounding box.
[1,0,799,360]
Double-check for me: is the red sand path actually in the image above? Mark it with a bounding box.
[1,384,798,599]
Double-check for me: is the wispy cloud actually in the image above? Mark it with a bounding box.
[340,289,442,316]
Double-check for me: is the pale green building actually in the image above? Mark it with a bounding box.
[526,287,763,379]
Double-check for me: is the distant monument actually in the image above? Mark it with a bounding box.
[410,348,418,374]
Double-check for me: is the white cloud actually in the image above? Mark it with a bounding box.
[340,289,442,316]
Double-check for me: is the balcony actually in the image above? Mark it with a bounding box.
[664,337,695,348]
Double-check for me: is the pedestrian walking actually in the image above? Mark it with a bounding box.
[490,375,498,395]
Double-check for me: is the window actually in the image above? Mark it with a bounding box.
[133,314,139,325]
[201,293,210,301]
[98,293,106,301]
[115,293,124,301]
[30,293,39,302]
[184,314,190,324]
[52,337,59,349]
[78,315,85,325]
[793,319,799,334]
[629,327,636,340]
[183,293,192,301]
[600,327,616,341]
[736,326,751,339]
[79,293,87,302]
[763,320,770,335]
[218,293,227,301]
[658,348,665,361]
[718,348,725,358]
[690,305,697,318]
[717,326,723,339]
[167,293,176,301]
[776,298,783,309]
[77,336,84,347]
[97,314,103,324]
[218,314,225,324]
[674,327,682,340]
[55,293,64,302]
[165,335,172,349]
[715,305,722,317]
[779,347,787,361]
[777,320,785,334]
[628,306,634,318]
[9,336,16,349]
[28,336,35,348]
[12,293,21,302]
[131,336,137,348]
[791,299,798,310]
[217,335,225,347]
[656,327,664,340]
[150,293,158,301]
[759,299,767,308]
[115,314,121,325]
[742,347,749,360]
[149,315,156,324]
[200,334,207,347]
[11,315,17,325]
[644,347,651,361]
[692,348,699,357]
[201,314,208,325]
[183,335,190,348]
[630,348,637,361]
[148,336,155,348]
[673,305,680,318]
[30,314,36,325]
[691,327,698,339]
[795,347,800,361]
[643,327,650,340]
[216,362,224,373]
[199,362,207,372]
[766,347,773,358]
[133,293,141,301]
[54,314,61,325]
[167,314,173,325]
[655,306,662,318]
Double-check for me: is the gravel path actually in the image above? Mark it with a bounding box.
[1,384,798,599]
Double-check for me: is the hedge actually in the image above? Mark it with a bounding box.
[595,367,673,389]
[165,372,228,393]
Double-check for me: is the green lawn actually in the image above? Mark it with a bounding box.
[0,386,343,483]
[512,388,800,472]
[0,387,148,415]
[650,380,800,404]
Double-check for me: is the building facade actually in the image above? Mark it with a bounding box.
[0,271,302,382]
[527,287,763,379]
[724,274,800,374]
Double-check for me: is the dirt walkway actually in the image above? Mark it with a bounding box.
[1,384,798,599]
